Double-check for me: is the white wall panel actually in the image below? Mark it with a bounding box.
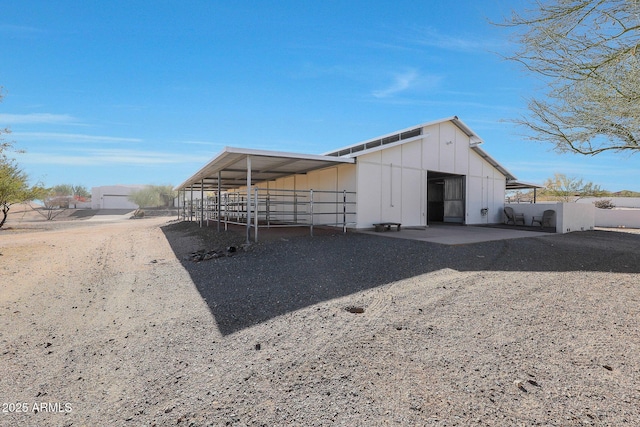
[381,164,402,222]
[454,128,469,174]
[438,123,456,172]
[281,175,295,190]
[422,126,440,170]
[381,145,402,165]
[307,167,337,191]
[466,176,484,224]
[401,140,422,169]
[337,164,356,191]
[401,168,423,226]
[469,150,483,177]
[491,177,505,223]
[356,161,382,227]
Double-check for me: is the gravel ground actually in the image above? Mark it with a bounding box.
[1,216,639,426]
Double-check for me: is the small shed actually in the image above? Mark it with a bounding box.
[175,116,519,240]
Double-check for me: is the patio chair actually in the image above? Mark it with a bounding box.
[504,206,525,225]
[532,210,555,228]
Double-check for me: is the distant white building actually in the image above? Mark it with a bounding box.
[91,185,145,210]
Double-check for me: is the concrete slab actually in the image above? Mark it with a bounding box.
[359,224,554,245]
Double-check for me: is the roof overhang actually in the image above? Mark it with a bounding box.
[505,180,544,190]
[468,144,517,182]
[175,146,355,192]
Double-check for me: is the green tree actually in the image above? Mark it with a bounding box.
[502,0,640,155]
[44,184,91,209]
[128,185,176,208]
[46,184,74,209]
[0,159,47,228]
[72,185,90,200]
[541,173,607,202]
[156,185,177,207]
[128,186,160,208]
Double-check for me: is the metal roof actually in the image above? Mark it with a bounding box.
[324,116,517,182]
[505,180,544,190]
[175,146,355,191]
[469,143,518,182]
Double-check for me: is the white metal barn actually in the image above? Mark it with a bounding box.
[176,116,517,241]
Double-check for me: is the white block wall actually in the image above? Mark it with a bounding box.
[595,208,640,228]
[505,202,595,233]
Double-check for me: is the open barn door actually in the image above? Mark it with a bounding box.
[427,172,465,224]
[443,175,465,223]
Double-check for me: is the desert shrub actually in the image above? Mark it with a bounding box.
[594,199,615,209]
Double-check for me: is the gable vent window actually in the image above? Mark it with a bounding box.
[326,127,422,157]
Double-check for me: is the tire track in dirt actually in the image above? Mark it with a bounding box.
[0,218,209,425]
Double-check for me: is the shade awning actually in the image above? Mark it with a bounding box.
[506,180,544,190]
[175,146,355,191]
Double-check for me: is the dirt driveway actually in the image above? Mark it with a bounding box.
[1,217,639,426]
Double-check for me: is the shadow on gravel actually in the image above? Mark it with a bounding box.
[161,222,640,336]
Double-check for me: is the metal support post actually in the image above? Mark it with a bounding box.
[343,189,347,234]
[182,189,186,220]
[309,189,314,237]
[190,186,194,222]
[224,193,228,231]
[246,156,252,244]
[200,179,204,227]
[254,187,259,242]
[217,171,221,232]
[266,194,270,227]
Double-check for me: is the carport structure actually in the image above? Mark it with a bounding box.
[175,147,356,243]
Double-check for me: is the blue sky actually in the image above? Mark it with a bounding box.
[1,1,638,192]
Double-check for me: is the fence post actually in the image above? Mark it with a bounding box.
[224,193,228,231]
[190,187,194,222]
[254,187,259,242]
[200,179,204,227]
[343,189,347,234]
[310,189,314,237]
[266,193,270,227]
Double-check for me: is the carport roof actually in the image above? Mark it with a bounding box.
[506,180,544,190]
[175,146,355,191]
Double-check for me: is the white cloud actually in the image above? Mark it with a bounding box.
[0,24,44,37]
[16,148,205,166]
[372,69,442,99]
[413,27,507,53]
[0,113,78,125]
[373,70,418,98]
[13,132,142,143]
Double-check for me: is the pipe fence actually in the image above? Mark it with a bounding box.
[180,187,356,241]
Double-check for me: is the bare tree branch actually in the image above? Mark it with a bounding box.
[499,0,640,155]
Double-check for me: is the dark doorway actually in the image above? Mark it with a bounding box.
[427,172,465,224]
